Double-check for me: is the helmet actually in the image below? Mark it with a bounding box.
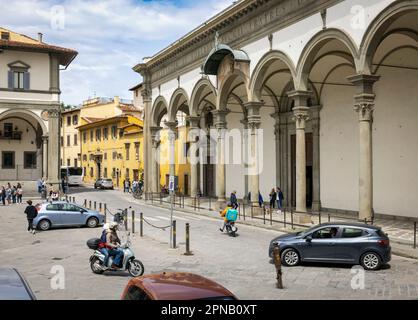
[109,222,118,230]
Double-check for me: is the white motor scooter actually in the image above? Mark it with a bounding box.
[87,233,144,277]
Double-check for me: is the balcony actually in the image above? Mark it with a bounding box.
[0,131,22,140]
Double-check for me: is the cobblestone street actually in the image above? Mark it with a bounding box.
[1,187,418,300]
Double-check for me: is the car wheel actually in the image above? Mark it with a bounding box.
[86,217,99,228]
[360,252,382,270]
[281,248,300,266]
[38,219,51,231]
[128,259,144,277]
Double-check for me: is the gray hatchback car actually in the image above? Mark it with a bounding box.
[33,201,105,231]
[269,222,391,270]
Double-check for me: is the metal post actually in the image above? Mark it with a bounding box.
[65,195,68,202]
[209,196,212,211]
[73,196,76,203]
[328,214,330,223]
[160,192,162,204]
[238,203,241,220]
[104,203,107,223]
[198,197,200,211]
[273,244,283,289]
[99,203,102,213]
[89,200,92,209]
[263,206,266,224]
[243,203,246,221]
[319,212,321,225]
[270,208,273,226]
[173,219,177,249]
[291,209,294,229]
[414,222,416,249]
[284,209,287,228]
[194,197,196,211]
[94,201,97,210]
[84,199,87,207]
[185,223,193,255]
[124,209,128,230]
[251,205,254,218]
[131,210,135,234]
[364,218,367,225]
[170,190,174,248]
[140,212,143,237]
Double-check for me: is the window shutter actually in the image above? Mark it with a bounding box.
[23,72,30,90]
[8,71,13,89]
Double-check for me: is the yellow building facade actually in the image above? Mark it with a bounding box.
[61,108,82,167]
[78,115,143,188]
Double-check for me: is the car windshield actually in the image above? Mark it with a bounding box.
[103,179,112,182]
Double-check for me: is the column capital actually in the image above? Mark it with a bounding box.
[150,126,162,135]
[292,106,310,130]
[287,90,312,107]
[47,109,60,118]
[212,109,230,129]
[186,116,200,129]
[354,103,374,122]
[240,118,248,128]
[41,135,49,142]
[164,120,178,131]
[245,101,263,127]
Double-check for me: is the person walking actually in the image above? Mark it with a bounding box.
[269,188,277,209]
[17,185,23,203]
[258,191,264,208]
[61,177,67,195]
[5,185,12,205]
[37,178,43,194]
[11,185,17,204]
[0,186,5,206]
[276,187,284,213]
[230,191,238,209]
[24,200,38,234]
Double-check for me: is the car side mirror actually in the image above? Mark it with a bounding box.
[305,235,312,242]
[80,209,85,214]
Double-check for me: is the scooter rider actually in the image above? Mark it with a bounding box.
[106,222,124,268]
[219,202,233,232]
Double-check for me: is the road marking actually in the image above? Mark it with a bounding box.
[156,216,171,221]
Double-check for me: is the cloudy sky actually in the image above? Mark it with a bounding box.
[1,0,233,105]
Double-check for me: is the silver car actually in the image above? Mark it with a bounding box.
[100,178,114,189]
[33,201,105,231]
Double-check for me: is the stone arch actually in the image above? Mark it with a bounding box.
[0,108,47,135]
[296,28,360,90]
[189,78,217,117]
[360,1,418,74]
[168,87,190,122]
[151,96,169,127]
[217,68,250,110]
[249,50,297,102]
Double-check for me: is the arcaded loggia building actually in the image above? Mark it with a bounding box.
[133,0,418,222]
[0,28,77,189]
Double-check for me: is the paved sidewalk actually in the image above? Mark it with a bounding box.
[133,195,418,260]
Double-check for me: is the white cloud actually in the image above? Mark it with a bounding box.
[0,0,233,104]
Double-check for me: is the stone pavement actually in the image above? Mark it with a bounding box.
[3,188,418,300]
[135,194,418,260]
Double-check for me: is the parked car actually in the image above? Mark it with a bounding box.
[94,178,114,190]
[0,268,36,300]
[269,222,391,270]
[33,201,105,231]
[121,272,237,300]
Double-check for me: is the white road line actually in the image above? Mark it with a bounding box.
[156,216,171,221]
[141,216,160,222]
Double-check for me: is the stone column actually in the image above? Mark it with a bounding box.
[347,74,380,222]
[288,90,311,223]
[245,102,263,206]
[47,109,60,185]
[165,121,178,186]
[311,106,322,212]
[150,126,162,193]
[213,110,229,207]
[240,119,249,201]
[141,85,152,193]
[42,135,48,179]
[271,112,281,196]
[187,116,200,198]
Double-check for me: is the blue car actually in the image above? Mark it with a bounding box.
[269,222,391,270]
[0,268,36,300]
[33,201,105,231]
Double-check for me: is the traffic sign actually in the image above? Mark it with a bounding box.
[169,175,175,192]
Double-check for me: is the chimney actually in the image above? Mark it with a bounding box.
[38,32,43,43]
